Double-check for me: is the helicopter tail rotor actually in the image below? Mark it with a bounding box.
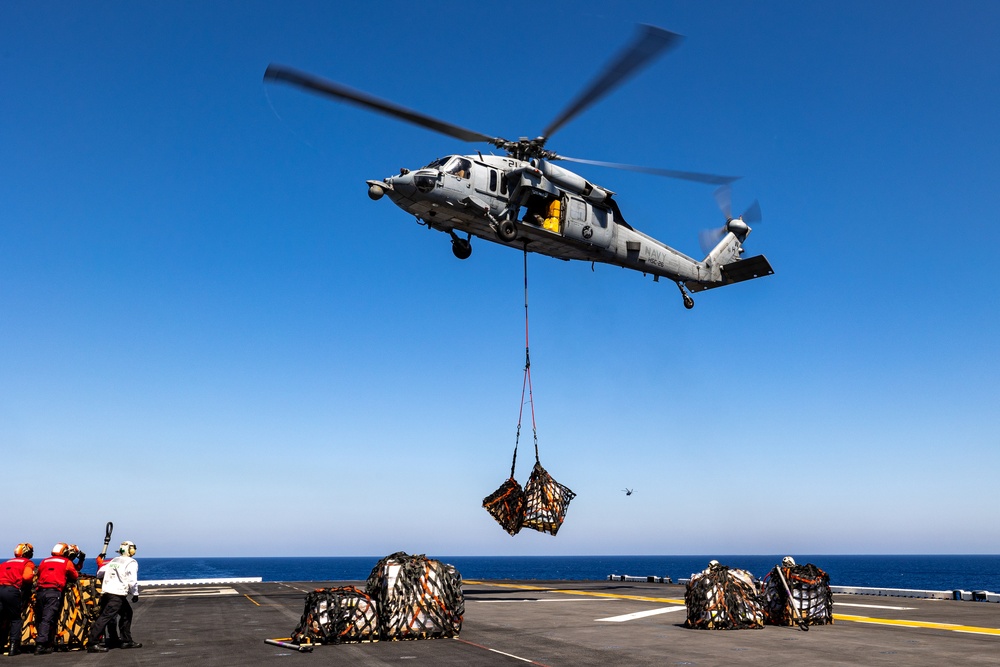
[699,185,762,255]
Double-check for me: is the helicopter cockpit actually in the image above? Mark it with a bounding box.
[414,156,474,194]
[423,156,472,178]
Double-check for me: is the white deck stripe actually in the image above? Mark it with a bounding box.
[596,605,686,622]
[837,603,916,610]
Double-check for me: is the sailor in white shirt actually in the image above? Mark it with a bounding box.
[87,541,142,652]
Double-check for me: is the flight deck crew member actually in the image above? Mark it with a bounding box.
[34,543,79,654]
[87,541,141,652]
[0,543,35,656]
[92,556,121,647]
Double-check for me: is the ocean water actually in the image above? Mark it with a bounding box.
[129,555,1000,592]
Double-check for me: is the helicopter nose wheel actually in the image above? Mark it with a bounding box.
[676,281,694,309]
[449,231,472,260]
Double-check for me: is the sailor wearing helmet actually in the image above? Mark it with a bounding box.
[87,541,142,652]
[33,543,79,654]
[0,544,36,656]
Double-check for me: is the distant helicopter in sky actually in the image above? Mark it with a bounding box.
[623,488,634,497]
[264,25,773,309]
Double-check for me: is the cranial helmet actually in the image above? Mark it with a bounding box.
[782,556,796,567]
[51,543,70,557]
[14,543,33,559]
[118,540,136,557]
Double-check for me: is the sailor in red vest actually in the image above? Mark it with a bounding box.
[0,543,35,656]
[33,543,79,654]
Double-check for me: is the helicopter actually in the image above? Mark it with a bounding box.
[264,25,773,309]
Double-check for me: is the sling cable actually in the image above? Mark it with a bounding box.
[482,248,576,536]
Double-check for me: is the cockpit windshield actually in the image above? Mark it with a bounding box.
[445,157,472,179]
[423,156,472,179]
[424,156,452,170]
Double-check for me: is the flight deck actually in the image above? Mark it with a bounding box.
[23,579,1000,666]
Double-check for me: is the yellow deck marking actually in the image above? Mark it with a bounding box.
[834,614,1000,636]
[466,582,1000,636]
[464,580,684,605]
[244,594,261,606]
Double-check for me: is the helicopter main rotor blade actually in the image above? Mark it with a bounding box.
[714,185,733,219]
[541,25,683,141]
[558,155,739,185]
[264,64,497,144]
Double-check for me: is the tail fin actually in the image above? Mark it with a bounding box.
[686,230,774,293]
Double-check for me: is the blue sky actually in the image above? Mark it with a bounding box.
[3,1,998,557]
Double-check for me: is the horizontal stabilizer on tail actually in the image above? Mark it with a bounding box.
[686,254,774,293]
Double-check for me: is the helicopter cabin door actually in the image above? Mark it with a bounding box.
[563,196,611,248]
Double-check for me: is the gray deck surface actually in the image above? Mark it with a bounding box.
[16,580,999,666]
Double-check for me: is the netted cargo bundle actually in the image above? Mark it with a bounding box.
[54,575,103,648]
[20,575,102,648]
[520,462,576,536]
[291,586,379,645]
[762,564,834,626]
[366,552,464,640]
[483,477,525,536]
[684,564,764,630]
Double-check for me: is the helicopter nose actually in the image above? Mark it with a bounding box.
[387,172,417,197]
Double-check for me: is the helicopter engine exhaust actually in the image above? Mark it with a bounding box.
[536,160,609,204]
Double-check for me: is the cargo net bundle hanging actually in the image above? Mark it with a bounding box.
[483,250,575,536]
[684,564,765,630]
[291,552,464,645]
[761,564,834,627]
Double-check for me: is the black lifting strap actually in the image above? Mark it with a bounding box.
[511,248,540,479]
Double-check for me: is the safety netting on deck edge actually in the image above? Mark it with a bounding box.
[366,552,464,640]
[684,564,765,630]
[291,586,379,644]
[761,564,834,626]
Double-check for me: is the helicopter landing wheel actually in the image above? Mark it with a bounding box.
[676,281,694,309]
[496,219,518,243]
[451,238,472,260]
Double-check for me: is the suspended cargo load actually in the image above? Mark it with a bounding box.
[684,563,764,630]
[483,249,576,536]
[291,586,379,645]
[521,462,576,536]
[483,477,526,536]
[365,552,464,640]
[762,563,834,627]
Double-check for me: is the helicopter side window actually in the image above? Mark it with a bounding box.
[489,169,498,192]
[569,198,588,222]
[446,157,472,179]
[425,157,450,170]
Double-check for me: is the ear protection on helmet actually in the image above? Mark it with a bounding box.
[118,541,136,557]
[14,543,33,559]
